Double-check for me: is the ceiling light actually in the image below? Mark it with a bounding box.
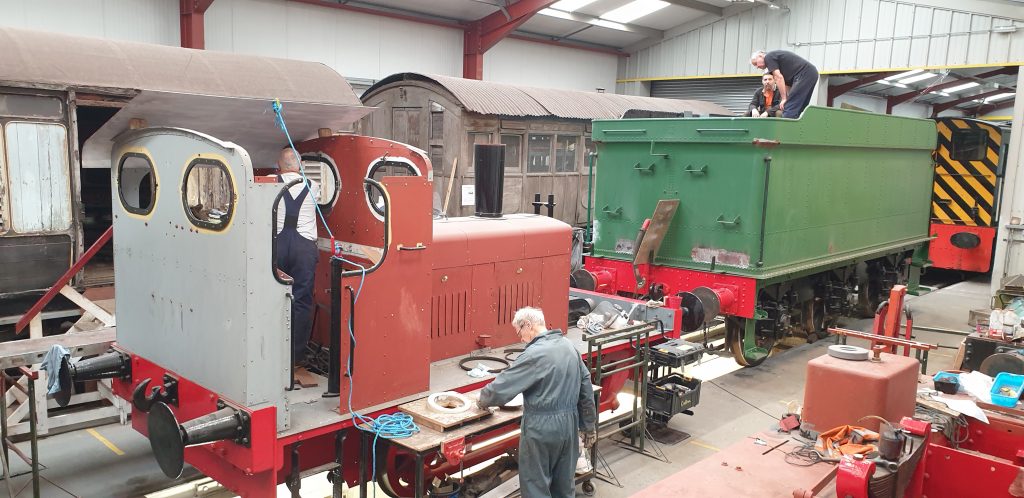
[550,0,598,12]
[983,92,1015,103]
[992,25,1018,33]
[943,82,980,93]
[928,91,950,97]
[539,8,575,20]
[876,80,909,89]
[601,0,669,24]
[884,69,923,81]
[591,19,629,31]
[899,72,937,84]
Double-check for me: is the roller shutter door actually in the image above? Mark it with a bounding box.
[651,77,761,116]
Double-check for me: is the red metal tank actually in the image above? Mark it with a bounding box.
[802,352,919,432]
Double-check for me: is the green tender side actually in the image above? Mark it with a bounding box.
[591,106,937,281]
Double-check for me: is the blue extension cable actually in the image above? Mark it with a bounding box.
[271,100,419,495]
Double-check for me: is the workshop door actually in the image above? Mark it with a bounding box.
[392,108,424,150]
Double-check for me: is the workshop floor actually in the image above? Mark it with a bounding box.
[5,278,988,497]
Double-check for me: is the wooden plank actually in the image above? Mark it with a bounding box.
[59,285,115,326]
[399,391,491,432]
[386,397,524,453]
[0,327,115,369]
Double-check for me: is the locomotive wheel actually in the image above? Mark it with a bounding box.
[856,264,882,318]
[376,449,423,497]
[802,298,827,342]
[725,317,773,367]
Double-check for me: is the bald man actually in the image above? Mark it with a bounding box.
[751,49,819,119]
[274,147,320,373]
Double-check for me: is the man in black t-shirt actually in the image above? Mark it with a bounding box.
[750,50,819,119]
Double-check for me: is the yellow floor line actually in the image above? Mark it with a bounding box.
[87,428,124,456]
[688,439,720,452]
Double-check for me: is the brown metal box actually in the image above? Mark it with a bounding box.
[802,352,919,432]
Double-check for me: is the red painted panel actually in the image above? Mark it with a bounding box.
[928,223,995,272]
[584,257,758,318]
[919,444,1019,498]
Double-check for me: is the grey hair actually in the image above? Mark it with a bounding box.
[751,50,766,60]
[512,307,545,331]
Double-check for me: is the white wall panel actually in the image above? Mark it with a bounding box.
[0,0,178,45]
[624,0,1024,82]
[484,38,618,92]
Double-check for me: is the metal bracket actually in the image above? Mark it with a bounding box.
[649,141,668,158]
[684,165,707,175]
[633,162,655,173]
[286,442,302,497]
[601,206,623,217]
[132,374,179,412]
[716,215,741,226]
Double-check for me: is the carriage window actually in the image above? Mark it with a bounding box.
[951,129,987,162]
[501,135,522,171]
[0,95,63,119]
[300,156,340,210]
[183,159,234,231]
[118,153,156,215]
[367,160,418,216]
[555,135,579,173]
[4,122,71,233]
[527,134,553,173]
[429,102,445,140]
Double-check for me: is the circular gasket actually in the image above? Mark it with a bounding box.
[503,348,526,362]
[458,355,511,373]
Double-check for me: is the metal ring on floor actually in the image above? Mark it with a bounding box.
[458,355,511,372]
[503,348,525,362]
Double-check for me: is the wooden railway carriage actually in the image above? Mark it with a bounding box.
[0,26,351,321]
[360,72,730,225]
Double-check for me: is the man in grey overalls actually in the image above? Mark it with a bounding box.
[479,307,597,498]
[274,148,319,370]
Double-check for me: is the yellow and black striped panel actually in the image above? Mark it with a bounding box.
[932,118,1001,227]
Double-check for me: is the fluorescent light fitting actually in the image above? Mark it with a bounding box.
[884,69,923,81]
[992,25,1018,33]
[928,91,950,97]
[550,0,598,12]
[943,82,980,93]
[539,8,575,20]
[601,0,669,24]
[876,80,909,89]
[591,19,629,31]
[983,92,1015,103]
[899,72,937,84]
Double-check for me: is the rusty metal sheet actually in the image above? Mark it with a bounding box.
[362,73,733,119]
[0,26,359,107]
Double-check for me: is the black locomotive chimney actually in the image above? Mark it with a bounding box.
[474,144,505,218]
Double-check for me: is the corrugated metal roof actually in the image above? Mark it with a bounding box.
[0,27,359,106]
[363,73,733,119]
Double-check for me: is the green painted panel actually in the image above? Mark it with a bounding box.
[591,106,936,279]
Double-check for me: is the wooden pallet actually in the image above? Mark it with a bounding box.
[398,391,491,432]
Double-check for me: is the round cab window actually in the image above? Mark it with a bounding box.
[367,160,418,216]
[301,155,341,211]
[118,153,157,215]
[182,159,234,231]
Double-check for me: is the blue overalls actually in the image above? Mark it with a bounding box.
[276,177,318,364]
[479,329,597,498]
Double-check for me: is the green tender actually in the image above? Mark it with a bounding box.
[591,106,937,282]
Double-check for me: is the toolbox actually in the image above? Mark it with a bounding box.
[647,373,701,419]
[649,339,706,368]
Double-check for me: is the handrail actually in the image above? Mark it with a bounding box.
[15,226,113,335]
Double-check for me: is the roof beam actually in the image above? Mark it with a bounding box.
[464,0,559,79]
[663,0,723,16]
[826,72,902,106]
[179,0,215,49]
[931,88,1017,116]
[886,66,1018,113]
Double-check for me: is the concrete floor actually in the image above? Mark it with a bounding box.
[5,278,988,497]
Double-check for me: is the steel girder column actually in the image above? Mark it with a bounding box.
[463,0,559,79]
[180,0,216,49]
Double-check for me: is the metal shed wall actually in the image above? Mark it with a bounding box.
[622,0,1024,83]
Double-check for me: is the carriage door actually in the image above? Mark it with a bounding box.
[0,93,73,295]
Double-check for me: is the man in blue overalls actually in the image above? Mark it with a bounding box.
[478,307,597,498]
[274,148,320,371]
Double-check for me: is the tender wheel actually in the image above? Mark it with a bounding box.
[582,480,596,496]
[856,263,882,318]
[725,317,773,367]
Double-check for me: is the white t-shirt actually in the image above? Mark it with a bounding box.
[274,172,319,242]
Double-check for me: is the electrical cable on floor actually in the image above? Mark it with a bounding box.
[273,102,419,496]
[708,380,779,420]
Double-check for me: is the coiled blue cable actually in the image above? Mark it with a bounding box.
[272,100,419,496]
